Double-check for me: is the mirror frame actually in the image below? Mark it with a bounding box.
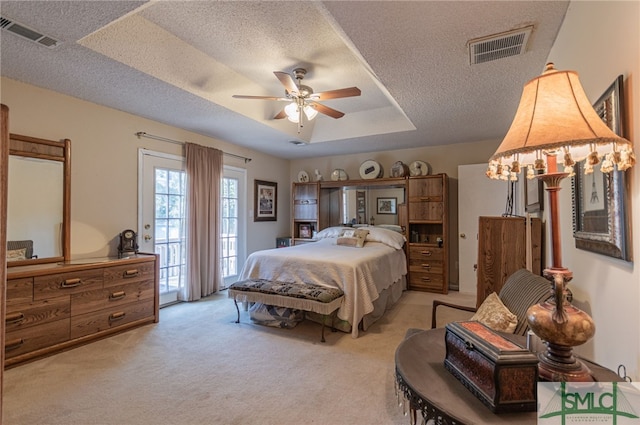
[8,133,71,266]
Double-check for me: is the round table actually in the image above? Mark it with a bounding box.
[395,328,621,425]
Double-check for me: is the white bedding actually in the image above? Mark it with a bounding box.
[237,237,407,337]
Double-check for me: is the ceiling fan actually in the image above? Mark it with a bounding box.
[232,68,361,131]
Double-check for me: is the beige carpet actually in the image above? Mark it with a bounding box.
[3,289,475,425]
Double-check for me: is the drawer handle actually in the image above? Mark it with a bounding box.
[6,312,25,325]
[109,311,126,322]
[421,264,431,270]
[109,291,126,300]
[420,251,433,257]
[465,341,475,350]
[123,269,139,278]
[61,278,82,288]
[5,338,25,351]
[421,277,432,282]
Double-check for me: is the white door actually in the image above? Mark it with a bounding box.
[221,166,246,288]
[458,164,521,295]
[139,149,186,307]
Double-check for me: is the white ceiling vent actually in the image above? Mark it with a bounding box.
[0,16,60,48]
[468,26,533,65]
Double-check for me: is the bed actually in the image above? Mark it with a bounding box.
[236,226,407,337]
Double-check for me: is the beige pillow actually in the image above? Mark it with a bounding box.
[470,292,518,333]
[7,248,27,261]
[337,228,369,248]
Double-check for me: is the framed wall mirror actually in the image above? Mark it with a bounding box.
[7,133,70,266]
[323,179,406,227]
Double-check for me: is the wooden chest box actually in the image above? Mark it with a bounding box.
[444,321,538,413]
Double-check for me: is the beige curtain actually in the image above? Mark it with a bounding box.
[181,142,223,301]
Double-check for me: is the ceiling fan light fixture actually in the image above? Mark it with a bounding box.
[284,102,299,122]
[304,105,318,120]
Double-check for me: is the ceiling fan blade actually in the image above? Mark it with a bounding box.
[313,87,361,100]
[274,71,299,94]
[273,109,287,119]
[311,102,345,119]
[232,95,287,100]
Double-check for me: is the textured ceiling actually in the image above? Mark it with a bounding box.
[0,1,569,159]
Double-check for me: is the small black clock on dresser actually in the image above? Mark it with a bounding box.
[118,229,139,258]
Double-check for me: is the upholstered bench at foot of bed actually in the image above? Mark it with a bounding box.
[228,279,344,342]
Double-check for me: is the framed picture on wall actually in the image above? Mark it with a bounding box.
[525,172,544,213]
[571,75,630,261]
[254,179,277,222]
[377,197,397,214]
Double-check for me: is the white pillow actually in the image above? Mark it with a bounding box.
[470,292,518,333]
[364,226,406,250]
[375,224,403,233]
[315,226,352,239]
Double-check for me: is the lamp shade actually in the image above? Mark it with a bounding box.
[303,105,318,120]
[284,102,299,123]
[488,63,634,178]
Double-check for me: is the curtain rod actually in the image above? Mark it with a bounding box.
[135,131,252,163]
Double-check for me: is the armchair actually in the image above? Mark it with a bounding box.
[431,268,551,336]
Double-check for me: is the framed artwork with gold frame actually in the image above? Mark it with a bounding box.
[571,75,630,261]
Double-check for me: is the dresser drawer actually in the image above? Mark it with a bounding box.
[408,258,444,274]
[104,261,155,288]
[34,269,104,300]
[70,299,155,339]
[5,296,71,332]
[5,319,70,358]
[409,271,445,292]
[7,278,33,306]
[408,245,444,261]
[71,280,155,317]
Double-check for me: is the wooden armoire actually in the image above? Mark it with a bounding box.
[476,216,542,307]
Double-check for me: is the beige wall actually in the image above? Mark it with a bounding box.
[1,77,291,258]
[546,1,639,380]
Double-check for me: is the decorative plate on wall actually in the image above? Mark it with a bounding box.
[390,161,410,177]
[359,160,383,180]
[331,169,349,181]
[409,160,432,176]
[297,170,310,182]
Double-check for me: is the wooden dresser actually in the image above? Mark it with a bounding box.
[476,216,542,307]
[5,254,158,367]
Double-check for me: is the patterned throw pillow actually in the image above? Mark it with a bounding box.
[470,292,518,333]
[7,248,27,261]
[337,228,369,248]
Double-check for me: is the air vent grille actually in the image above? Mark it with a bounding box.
[0,15,60,48]
[468,26,533,65]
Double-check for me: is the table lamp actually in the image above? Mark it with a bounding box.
[487,63,635,381]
